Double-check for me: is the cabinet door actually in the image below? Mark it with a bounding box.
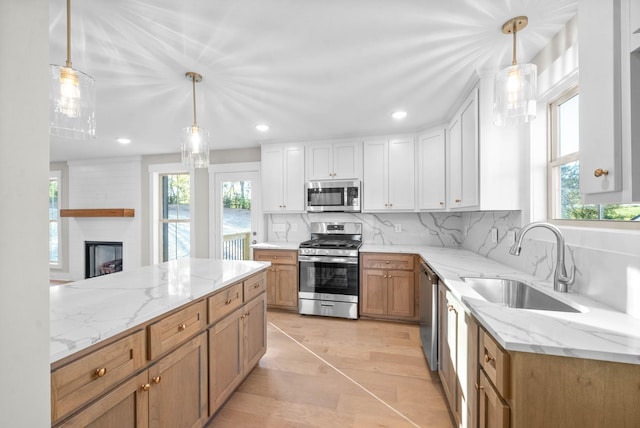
[306,143,333,180]
[478,370,510,428]
[208,308,244,416]
[418,130,446,210]
[265,266,277,306]
[283,145,305,211]
[386,269,416,319]
[459,89,479,208]
[467,314,480,428]
[333,141,362,179]
[274,264,298,308]
[360,269,387,316]
[579,0,622,195]
[244,293,267,372]
[363,140,389,210]
[448,89,478,209]
[388,138,416,210]
[148,332,208,428]
[58,372,149,428]
[261,145,285,212]
[438,284,458,421]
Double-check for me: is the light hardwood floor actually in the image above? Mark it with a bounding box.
[208,310,454,428]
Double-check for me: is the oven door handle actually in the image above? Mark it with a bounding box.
[298,256,359,265]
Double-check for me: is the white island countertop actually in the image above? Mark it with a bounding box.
[50,258,270,364]
[361,244,640,365]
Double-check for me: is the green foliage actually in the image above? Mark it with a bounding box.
[223,181,251,209]
[561,162,640,220]
[164,174,190,205]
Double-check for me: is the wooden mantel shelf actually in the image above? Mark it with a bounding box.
[60,209,135,218]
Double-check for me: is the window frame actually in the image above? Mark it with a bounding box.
[547,87,640,229]
[158,172,191,262]
[49,171,62,268]
[148,164,194,265]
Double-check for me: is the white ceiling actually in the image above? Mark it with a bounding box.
[49,0,578,162]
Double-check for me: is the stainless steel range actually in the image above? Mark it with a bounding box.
[298,222,362,319]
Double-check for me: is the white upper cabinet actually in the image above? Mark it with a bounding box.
[446,78,522,211]
[417,128,446,210]
[363,136,415,211]
[447,88,479,209]
[261,144,305,212]
[579,0,623,197]
[305,140,362,181]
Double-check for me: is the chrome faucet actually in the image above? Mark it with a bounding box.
[509,222,575,292]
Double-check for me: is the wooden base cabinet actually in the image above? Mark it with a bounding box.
[208,293,267,416]
[52,271,268,428]
[58,333,208,428]
[360,253,418,321]
[253,249,298,310]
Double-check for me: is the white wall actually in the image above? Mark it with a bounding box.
[67,158,142,280]
[0,0,51,425]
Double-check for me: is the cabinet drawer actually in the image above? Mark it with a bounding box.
[208,282,243,325]
[148,300,206,360]
[51,330,146,422]
[244,272,266,302]
[253,249,298,265]
[479,328,510,398]
[361,253,415,270]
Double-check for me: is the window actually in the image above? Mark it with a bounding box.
[49,172,61,267]
[159,173,190,261]
[549,89,640,222]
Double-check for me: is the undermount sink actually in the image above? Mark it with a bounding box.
[461,277,582,313]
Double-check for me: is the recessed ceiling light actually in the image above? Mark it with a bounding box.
[255,124,270,132]
[116,137,131,144]
[392,111,407,120]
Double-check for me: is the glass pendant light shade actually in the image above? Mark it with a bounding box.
[493,63,537,127]
[181,71,210,168]
[49,64,96,139]
[493,16,537,127]
[181,125,210,169]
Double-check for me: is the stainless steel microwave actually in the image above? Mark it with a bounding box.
[305,180,361,212]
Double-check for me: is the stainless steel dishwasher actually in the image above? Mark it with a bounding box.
[419,261,439,371]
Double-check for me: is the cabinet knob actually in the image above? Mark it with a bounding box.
[594,168,609,177]
[475,383,484,391]
[484,353,495,364]
[253,283,260,289]
[178,323,187,331]
[225,298,232,305]
[152,376,162,384]
[141,383,151,392]
[455,199,461,203]
[95,367,107,378]
[385,260,390,264]
[439,202,444,206]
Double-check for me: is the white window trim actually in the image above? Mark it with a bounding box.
[50,170,62,269]
[148,163,194,264]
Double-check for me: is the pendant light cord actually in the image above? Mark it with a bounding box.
[66,0,72,68]
[192,76,198,127]
[512,20,517,66]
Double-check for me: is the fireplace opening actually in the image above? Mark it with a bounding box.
[85,241,123,279]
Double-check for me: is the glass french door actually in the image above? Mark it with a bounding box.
[212,169,261,260]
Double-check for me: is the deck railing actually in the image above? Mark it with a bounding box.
[223,232,251,260]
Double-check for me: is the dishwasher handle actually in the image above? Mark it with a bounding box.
[421,263,439,285]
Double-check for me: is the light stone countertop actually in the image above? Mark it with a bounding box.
[251,242,301,251]
[360,244,640,365]
[50,258,270,364]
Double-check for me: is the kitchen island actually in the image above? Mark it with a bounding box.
[50,258,269,427]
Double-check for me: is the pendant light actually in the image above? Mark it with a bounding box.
[493,16,537,127]
[181,72,210,169]
[49,0,96,139]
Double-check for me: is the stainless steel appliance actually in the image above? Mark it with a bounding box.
[420,261,439,371]
[298,222,362,319]
[305,180,361,212]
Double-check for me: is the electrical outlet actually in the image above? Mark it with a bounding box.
[395,224,402,233]
[272,223,285,233]
[291,223,297,232]
[507,230,516,245]
[490,227,498,243]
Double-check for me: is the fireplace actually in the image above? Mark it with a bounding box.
[85,241,123,279]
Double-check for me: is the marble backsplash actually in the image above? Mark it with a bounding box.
[267,211,640,317]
